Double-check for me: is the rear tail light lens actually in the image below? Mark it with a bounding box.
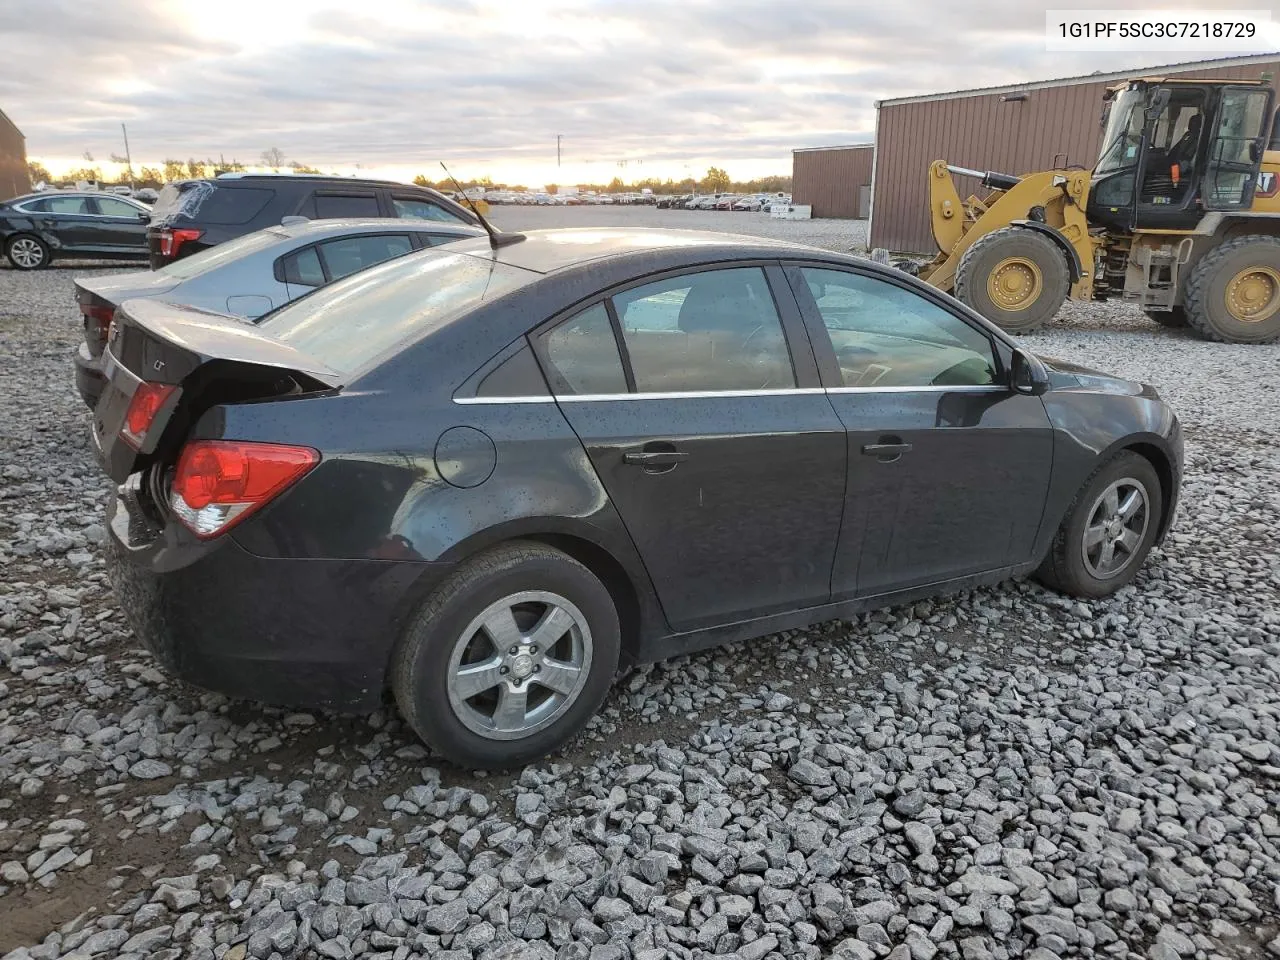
[121,383,178,449]
[80,302,115,344]
[170,440,319,539]
[158,227,203,258]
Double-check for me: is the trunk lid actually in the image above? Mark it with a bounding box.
[76,273,184,357]
[92,298,343,484]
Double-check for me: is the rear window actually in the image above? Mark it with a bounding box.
[155,228,288,280]
[151,182,274,225]
[259,251,536,375]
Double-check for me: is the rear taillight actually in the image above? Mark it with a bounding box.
[80,302,115,344]
[158,227,203,258]
[169,440,319,539]
[121,383,178,450]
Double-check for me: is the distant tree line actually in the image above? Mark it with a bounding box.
[26,146,326,189]
[414,167,791,196]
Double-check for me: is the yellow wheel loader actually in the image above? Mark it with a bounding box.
[916,77,1280,344]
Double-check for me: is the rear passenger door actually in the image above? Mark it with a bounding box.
[532,264,848,632]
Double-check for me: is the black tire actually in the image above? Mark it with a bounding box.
[5,234,50,270]
[392,542,620,770]
[1144,306,1188,328]
[1035,451,1163,599]
[1183,235,1280,344]
[954,227,1071,334]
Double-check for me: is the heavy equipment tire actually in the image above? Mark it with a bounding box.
[1144,306,1188,328]
[955,227,1071,334]
[5,234,50,270]
[1035,450,1163,599]
[1183,235,1280,344]
[392,542,620,770]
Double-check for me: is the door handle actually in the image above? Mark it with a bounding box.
[623,450,689,467]
[861,438,912,462]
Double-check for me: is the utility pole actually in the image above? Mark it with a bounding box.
[120,123,135,190]
[557,135,562,168]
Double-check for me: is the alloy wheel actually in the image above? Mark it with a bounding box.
[9,238,44,268]
[446,590,592,740]
[1081,478,1150,580]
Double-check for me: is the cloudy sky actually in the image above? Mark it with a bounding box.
[3,0,1277,186]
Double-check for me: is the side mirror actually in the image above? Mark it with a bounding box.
[1010,348,1050,396]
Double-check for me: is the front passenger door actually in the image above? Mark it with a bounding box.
[789,265,1054,599]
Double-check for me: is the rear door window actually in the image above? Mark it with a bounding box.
[612,267,796,393]
[45,196,93,215]
[316,234,414,280]
[313,193,381,218]
[540,303,629,395]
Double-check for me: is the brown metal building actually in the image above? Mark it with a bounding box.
[792,143,874,218]
[868,53,1280,254]
[0,109,30,201]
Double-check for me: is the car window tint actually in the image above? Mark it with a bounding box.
[613,267,795,393]
[18,198,49,212]
[393,197,463,223]
[314,194,381,218]
[317,234,414,280]
[801,268,997,388]
[45,196,92,215]
[542,303,628,396]
[282,247,326,286]
[194,186,274,225]
[96,197,143,217]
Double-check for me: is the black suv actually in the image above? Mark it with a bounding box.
[145,173,481,268]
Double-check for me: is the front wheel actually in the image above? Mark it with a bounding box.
[954,227,1071,334]
[1035,451,1163,598]
[6,235,50,270]
[392,542,620,770]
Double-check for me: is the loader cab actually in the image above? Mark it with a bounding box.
[1088,79,1275,233]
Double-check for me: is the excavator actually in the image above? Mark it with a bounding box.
[915,76,1280,344]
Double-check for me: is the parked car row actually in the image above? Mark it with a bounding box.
[484,191,658,206]
[83,223,1182,769]
[657,192,792,211]
[3,173,479,270]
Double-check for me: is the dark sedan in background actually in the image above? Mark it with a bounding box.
[91,228,1182,769]
[1,191,151,269]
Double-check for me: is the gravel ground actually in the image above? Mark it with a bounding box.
[1,209,1278,960]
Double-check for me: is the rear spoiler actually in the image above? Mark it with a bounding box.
[115,298,344,387]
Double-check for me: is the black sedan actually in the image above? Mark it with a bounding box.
[1,191,151,269]
[92,228,1183,769]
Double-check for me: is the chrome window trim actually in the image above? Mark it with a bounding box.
[454,384,1006,404]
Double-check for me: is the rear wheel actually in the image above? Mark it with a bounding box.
[392,542,620,770]
[5,235,49,270]
[1184,235,1280,344]
[1144,306,1188,328]
[1035,451,1163,598]
[955,227,1071,334]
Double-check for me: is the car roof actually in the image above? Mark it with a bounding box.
[440,227,827,276]
[6,191,117,203]
[205,172,430,189]
[274,218,486,240]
